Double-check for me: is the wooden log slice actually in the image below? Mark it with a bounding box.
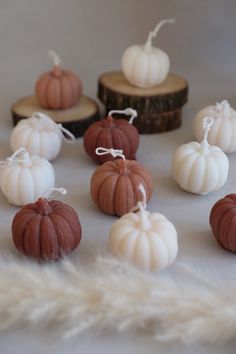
[98,71,188,114]
[12,95,100,138]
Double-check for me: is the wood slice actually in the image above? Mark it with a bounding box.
[12,95,100,138]
[98,71,188,113]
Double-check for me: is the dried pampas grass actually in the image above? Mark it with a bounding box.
[0,252,234,344]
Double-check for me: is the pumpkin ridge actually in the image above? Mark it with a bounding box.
[65,71,80,103]
[129,169,152,200]
[211,203,234,238]
[115,124,138,158]
[129,173,143,207]
[13,211,37,253]
[44,74,52,109]
[47,213,63,257]
[21,212,41,256]
[23,214,42,258]
[98,174,119,214]
[113,174,134,216]
[227,213,236,251]
[49,209,80,246]
[65,72,76,103]
[112,127,131,158]
[39,214,59,260]
[63,74,73,108]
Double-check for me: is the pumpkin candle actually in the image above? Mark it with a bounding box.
[0,148,55,206]
[108,184,178,271]
[194,100,236,153]
[35,50,82,110]
[12,187,82,261]
[172,117,229,194]
[90,148,153,216]
[122,18,175,88]
[210,194,236,252]
[10,112,75,161]
[83,108,139,164]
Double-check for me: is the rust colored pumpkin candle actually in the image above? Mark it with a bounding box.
[12,188,82,261]
[83,108,139,164]
[210,194,236,252]
[90,148,153,216]
[35,50,82,110]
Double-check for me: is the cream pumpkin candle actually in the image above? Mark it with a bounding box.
[35,50,82,110]
[10,112,75,161]
[172,117,229,194]
[108,184,178,271]
[83,108,139,164]
[122,18,175,88]
[90,148,153,216]
[194,100,236,153]
[0,148,55,206]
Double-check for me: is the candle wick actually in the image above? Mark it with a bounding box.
[145,18,175,49]
[201,117,214,153]
[95,147,126,160]
[48,50,62,67]
[108,108,137,125]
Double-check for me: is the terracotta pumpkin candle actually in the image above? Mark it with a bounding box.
[0,148,55,206]
[194,100,236,153]
[35,50,82,110]
[10,112,75,161]
[90,148,153,216]
[172,117,229,194]
[122,19,175,88]
[210,194,236,252]
[83,108,139,164]
[12,188,82,261]
[108,184,178,271]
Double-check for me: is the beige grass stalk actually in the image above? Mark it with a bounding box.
[0,253,234,344]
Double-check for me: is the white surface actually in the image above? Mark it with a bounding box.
[0,0,236,353]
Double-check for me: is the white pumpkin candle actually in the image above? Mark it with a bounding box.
[172,117,229,195]
[10,112,75,161]
[108,184,178,272]
[0,148,55,206]
[122,18,175,88]
[194,100,236,153]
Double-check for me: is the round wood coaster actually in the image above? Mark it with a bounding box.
[12,95,100,138]
[98,71,188,133]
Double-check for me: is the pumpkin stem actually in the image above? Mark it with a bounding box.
[145,18,175,50]
[201,117,214,154]
[215,100,231,118]
[118,159,129,174]
[108,108,137,125]
[105,115,114,127]
[36,198,52,215]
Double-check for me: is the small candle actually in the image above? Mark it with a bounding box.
[194,100,236,153]
[122,18,175,88]
[35,50,82,110]
[172,117,229,194]
[90,148,153,216]
[108,184,178,272]
[0,148,55,206]
[83,107,139,164]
